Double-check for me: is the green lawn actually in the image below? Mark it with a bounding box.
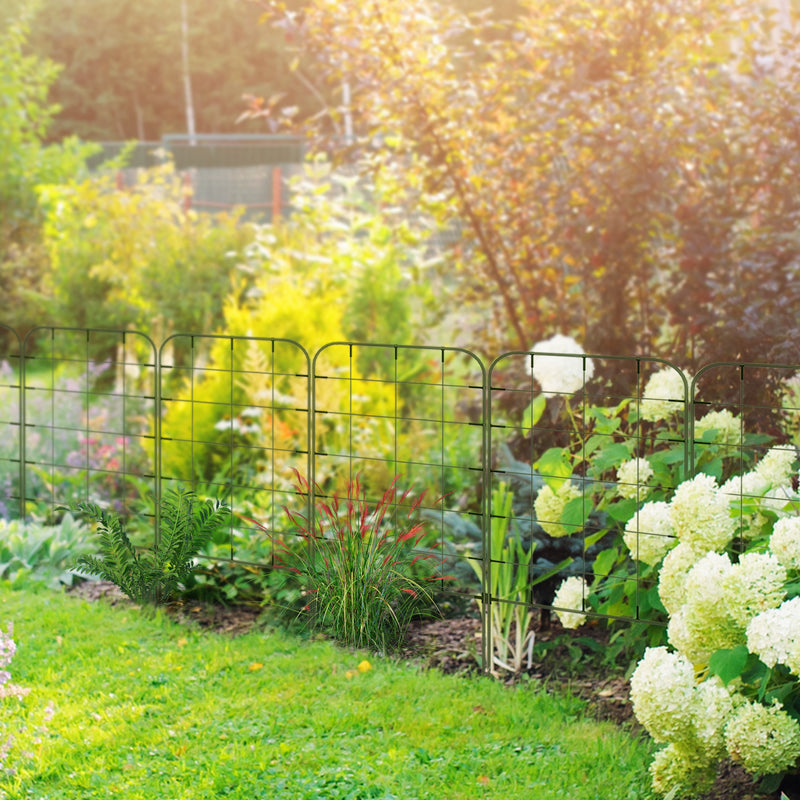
[0,587,656,799]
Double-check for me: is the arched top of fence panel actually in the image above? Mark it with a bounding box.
[157,334,312,562]
[310,342,487,597]
[16,327,159,535]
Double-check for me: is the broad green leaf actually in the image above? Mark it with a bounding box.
[534,448,572,490]
[590,442,634,473]
[523,393,547,432]
[708,645,749,685]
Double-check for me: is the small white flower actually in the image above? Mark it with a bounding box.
[552,575,589,629]
[639,367,689,423]
[616,457,654,500]
[771,516,800,569]
[623,500,674,565]
[527,334,594,397]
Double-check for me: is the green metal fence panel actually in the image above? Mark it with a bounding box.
[311,342,488,605]
[8,322,800,659]
[0,326,22,520]
[20,327,158,540]
[158,334,311,566]
[488,352,689,629]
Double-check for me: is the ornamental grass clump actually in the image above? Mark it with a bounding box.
[250,472,447,653]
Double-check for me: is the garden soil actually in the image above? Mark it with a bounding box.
[69,581,784,800]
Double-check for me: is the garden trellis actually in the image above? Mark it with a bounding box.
[2,324,798,670]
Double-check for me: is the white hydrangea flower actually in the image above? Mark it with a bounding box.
[746,597,800,675]
[616,457,654,500]
[668,553,745,666]
[724,701,800,777]
[694,409,742,447]
[551,575,589,629]
[753,446,797,490]
[623,500,674,566]
[693,677,735,760]
[721,552,786,628]
[659,542,700,616]
[650,742,716,798]
[771,516,800,570]
[533,481,582,538]
[669,473,736,552]
[630,646,697,743]
[639,367,688,423]
[527,334,595,397]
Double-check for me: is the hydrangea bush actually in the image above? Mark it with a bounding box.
[537,364,800,796]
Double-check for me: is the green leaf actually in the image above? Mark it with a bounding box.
[561,495,586,530]
[534,448,572,490]
[708,645,751,685]
[606,498,637,523]
[523,393,547,432]
[590,442,634,473]
[593,547,619,579]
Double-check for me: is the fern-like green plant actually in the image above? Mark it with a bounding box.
[73,488,230,607]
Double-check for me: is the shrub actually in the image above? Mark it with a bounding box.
[602,444,800,797]
[36,161,253,338]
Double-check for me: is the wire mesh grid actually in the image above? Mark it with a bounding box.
[5,325,800,663]
[158,334,312,566]
[0,326,23,520]
[487,352,689,630]
[311,342,487,601]
[19,327,158,538]
[692,361,800,549]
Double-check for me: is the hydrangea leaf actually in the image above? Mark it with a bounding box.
[708,645,749,685]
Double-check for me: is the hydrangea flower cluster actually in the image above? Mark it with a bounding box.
[616,457,654,500]
[622,500,673,566]
[771,517,800,569]
[532,481,581,538]
[527,335,594,397]
[669,473,736,553]
[746,596,800,675]
[551,575,588,629]
[639,367,689,423]
[694,408,742,446]
[627,446,800,796]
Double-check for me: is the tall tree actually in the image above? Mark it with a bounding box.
[263,0,800,366]
[26,0,308,141]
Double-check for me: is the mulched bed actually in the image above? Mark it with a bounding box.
[68,581,788,800]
